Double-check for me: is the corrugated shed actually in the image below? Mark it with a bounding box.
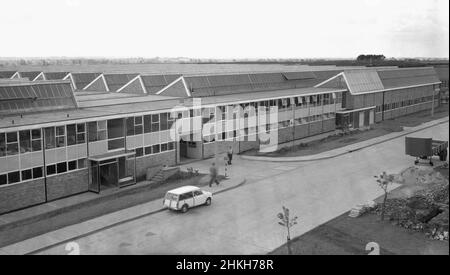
[0,71,17,79]
[103,73,139,91]
[378,67,440,89]
[72,72,101,90]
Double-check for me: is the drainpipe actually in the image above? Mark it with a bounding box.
[42,128,48,202]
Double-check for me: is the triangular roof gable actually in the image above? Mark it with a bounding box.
[116,75,147,94]
[314,72,348,90]
[32,72,46,81]
[156,76,191,97]
[83,74,109,92]
[63,73,77,90]
[315,70,385,94]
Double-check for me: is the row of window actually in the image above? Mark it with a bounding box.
[203,112,337,143]
[1,94,342,157]
[0,167,43,186]
[46,159,87,176]
[133,142,176,158]
[375,96,434,112]
[0,129,42,157]
[0,158,88,187]
[0,124,87,157]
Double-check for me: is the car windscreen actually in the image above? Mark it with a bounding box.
[165,193,179,201]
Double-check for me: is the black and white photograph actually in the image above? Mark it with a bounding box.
[0,0,448,260]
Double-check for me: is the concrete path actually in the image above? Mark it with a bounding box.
[1,120,448,255]
[241,116,449,162]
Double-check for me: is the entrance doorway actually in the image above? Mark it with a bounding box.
[89,151,136,193]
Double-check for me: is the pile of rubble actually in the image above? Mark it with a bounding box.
[349,201,376,218]
[368,165,449,241]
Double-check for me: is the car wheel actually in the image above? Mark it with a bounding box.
[181,204,189,213]
[205,198,212,206]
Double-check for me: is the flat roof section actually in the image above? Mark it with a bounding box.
[89,150,135,162]
[0,87,343,130]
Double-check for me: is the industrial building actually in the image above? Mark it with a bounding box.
[0,66,443,214]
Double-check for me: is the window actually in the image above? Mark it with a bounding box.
[107,119,124,139]
[193,190,203,196]
[6,132,19,156]
[126,117,135,136]
[44,127,55,150]
[77,124,86,144]
[0,174,6,186]
[8,171,20,184]
[168,142,175,151]
[144,115,152,133]
[0,133,5,157]
[152,144,160,154]
[56,126,65,148]
[151,114,160,132]
[108,138,125,151]
[47,164,56,176]
[135,147,143,157]
[31,129,42,151]
[78,159,87,169]
[19,130,31,154]
[180,192,194,200]
[323,94,330,105]
[145,146,152,155]
[67,124,86,145]
[67,124,77,146]
[127,116,143,136]
[57,162,67,174]
[160,113,169,131]
[33,167,43,179]
[68,160,77,171]
[161,143,168,152]
[21,169,32,181]
[88,121,107,142]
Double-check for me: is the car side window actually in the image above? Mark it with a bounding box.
[193,190,203,196]
[181,192,194,200]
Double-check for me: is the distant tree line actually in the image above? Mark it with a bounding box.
[356,54,386,62]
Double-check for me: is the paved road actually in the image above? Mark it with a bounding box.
[30,122,449,254]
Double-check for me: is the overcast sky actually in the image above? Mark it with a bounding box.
[1,0,448,59]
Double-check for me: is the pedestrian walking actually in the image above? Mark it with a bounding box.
[227,146,233,165]
[209,162,220,187]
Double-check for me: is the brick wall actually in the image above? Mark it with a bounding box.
[46,169,89,201]
[322,118,336,132]
[277,127,294,144]
[0,179,46,214]
[136,151,176,181]
[309,121,323,136]
[294,124,309,139]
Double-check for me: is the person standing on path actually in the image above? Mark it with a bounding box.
[227,146,233,165]
[209,162,220,187]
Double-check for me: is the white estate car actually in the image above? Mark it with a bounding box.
[163,186,212,213]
